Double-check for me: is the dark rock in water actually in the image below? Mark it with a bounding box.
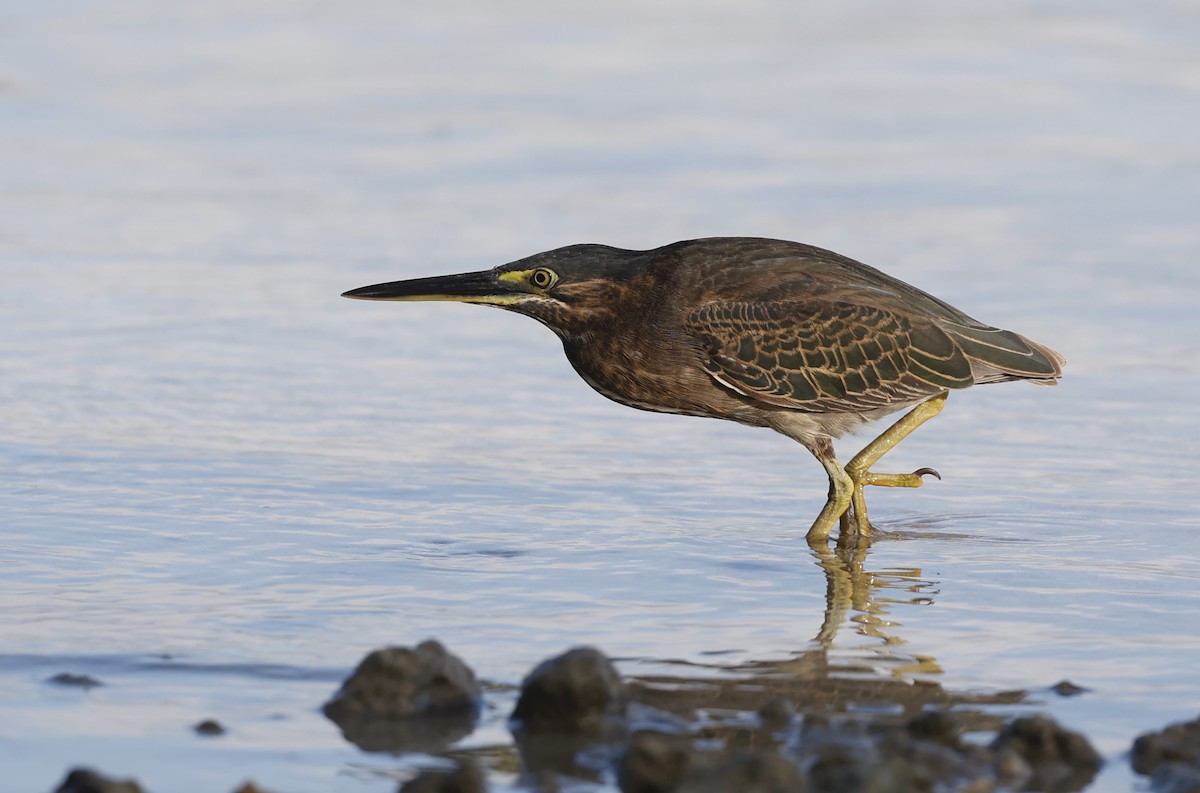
[54,768,144,793]
[902,709,963,750]
[617,731,693,793]
[1050,680,1090,697]
[194,719,225,736]
[323,640,481,754]
[399,759,486,793]
[880,710,995,789]
[1151,763,1200,793]
[47,672,103,688]
[511,646,628,732]
[991,716,1102,791]
[1133,716,1200,776]
[675,751,805,793]
[325,640,481,720]
[807,741,879,793]
[230,784,271,793]
[757,698,796,730]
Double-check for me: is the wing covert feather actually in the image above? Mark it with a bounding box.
[687,301,973,412]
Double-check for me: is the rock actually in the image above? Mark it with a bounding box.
[399,759,486,793]
[1050,680,1089,697]
[323,640,481,753]
[53,768,144,793]
[617,731,693,793]
[1133,716,1200,776]
[807,742,878,793]
[1152,763,1200,793]
[676,751,805,793]
[991,716,1101,791]
[902,710,962,750]
[511,647,628,732]
[229,784,271,793]
[47,673,103,688]
[324,640,481,721]
[758,698,796,730]
[194,719,225,736]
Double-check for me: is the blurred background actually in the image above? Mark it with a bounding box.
[2,1,1198,791]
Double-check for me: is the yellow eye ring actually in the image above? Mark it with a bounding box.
[530,268,558,289]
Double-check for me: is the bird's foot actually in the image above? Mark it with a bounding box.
[808,465,942,547]
[853,466,941,489]
[842,465,941,543]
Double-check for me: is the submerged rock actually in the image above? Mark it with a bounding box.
[1151,763,1200,793]
[399,759,486,793]
[676,751,805,793]
[47,673,103,688]
[617,731,694,793]
[991,715,1101,791]
[323,640,481,753]
[511,646,628,732]
[54,768,144,793]
[1050,680,1090,697]
[1133,716,1200,777]
[757,698,796,730]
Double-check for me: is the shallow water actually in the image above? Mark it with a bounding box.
[3,1,1199,790]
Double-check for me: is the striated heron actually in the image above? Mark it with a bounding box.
[343,237,1064,545]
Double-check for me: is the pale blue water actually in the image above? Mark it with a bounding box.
[2,1,1199,791]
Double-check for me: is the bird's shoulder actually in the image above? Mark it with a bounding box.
[642,238,981,326]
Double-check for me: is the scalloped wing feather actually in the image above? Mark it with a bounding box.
[687,301,974,413]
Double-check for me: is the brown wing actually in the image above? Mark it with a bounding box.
[687,301,975,412]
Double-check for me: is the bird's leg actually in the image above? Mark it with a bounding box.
[844,392,949,535]
[805,437,855,546]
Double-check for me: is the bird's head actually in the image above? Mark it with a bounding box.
[342,244,649,339]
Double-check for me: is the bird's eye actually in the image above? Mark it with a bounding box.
[529,268,558,289]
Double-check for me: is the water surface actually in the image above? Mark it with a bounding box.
[2,1,1199,791]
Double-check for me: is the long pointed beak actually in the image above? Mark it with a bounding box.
[342,269,520,304]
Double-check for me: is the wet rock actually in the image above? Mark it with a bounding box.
[676,750,805,793]
[807,742,880,793]
[617,731,693,793]
[1050,680,1089,697]
[54,768,144,793]
[902,710,962,750]
[229,784,271,793]
[399,759,486,793]
[758,698,796,730]
[1132,716,1200,776]
[194,718,225,736]
[880,711,995,790]
[47,672,103,688]
[990,716,1101,791]
[511,646,628,732]
[325,640,481,720]
[323,640,481,753]
[1152,763,1200,793]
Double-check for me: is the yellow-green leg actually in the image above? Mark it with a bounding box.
[844,391,948,537]
[806,392,949,546]
[806,450,854,544]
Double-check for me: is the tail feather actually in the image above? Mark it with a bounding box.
[944,324,1065,386]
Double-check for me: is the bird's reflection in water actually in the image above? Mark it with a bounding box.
[629,539,1022,728]
[808,540,942,678]
[501,537,1030,786]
